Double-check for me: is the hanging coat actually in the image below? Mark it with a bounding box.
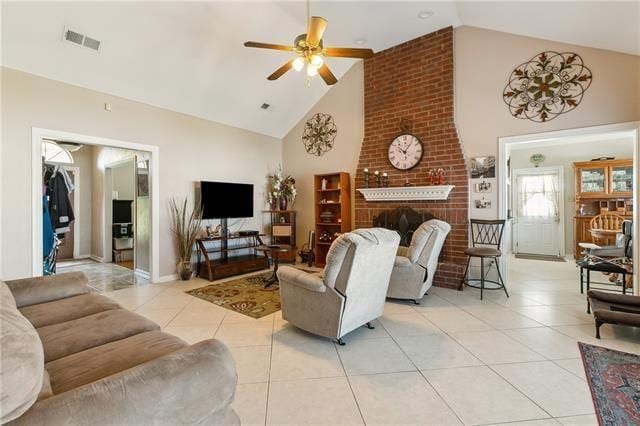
[46,170,75,235]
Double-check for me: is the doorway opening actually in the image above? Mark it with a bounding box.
[499,122,639,295]
[32,128,160,285]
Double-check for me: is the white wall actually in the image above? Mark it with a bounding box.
[1,67,282,280]
[510,138,633,255]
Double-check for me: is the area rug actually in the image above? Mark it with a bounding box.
[514,253,566,262]
[579,342,640,425]
[186,272,281,319]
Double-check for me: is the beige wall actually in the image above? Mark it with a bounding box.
[70,146,93,257]
[112,160,136,201]
[282,62,364,245]
[510,138,633,255]
[455,26,640,159]
[1,67,281,280]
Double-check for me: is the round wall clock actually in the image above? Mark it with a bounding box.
[388,133,423,170]
[302,113,337,157]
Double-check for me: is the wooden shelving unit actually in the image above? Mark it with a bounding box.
[314,172,351,266]
[573,158,633,259]
[263,210,297,263]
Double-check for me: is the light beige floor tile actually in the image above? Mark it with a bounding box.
[134,306,181,327]
[341,319,390,341]
[523,292,587,306]
[451,330,545,364]
[138,291,193,310]
[349,372,461,425]
[222,309,276,324]
[378,312,443,337]
[504,327,582,360]
[166,304,226,326]
[413,293,455,309]
[511,306,591,327]
[420,306,493,332]
[337,338,415,375]
[553,358,587,381]
[486,420,560,426]
[555,414,598,425]
[423,366,549,425]
[162,325,216,344]
[461,304,544,329]
[489,293,545,307]
[229,345,271,384]
[492,361,594,417]
[383,300,420,315]
[233,382,268,426]
[270,340,344,381]
[397,334,483,370]
[266,377,363,425]
[272,321,334,347]
[214,321,273,347]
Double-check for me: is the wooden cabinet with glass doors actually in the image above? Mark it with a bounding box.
[573,159,633,258]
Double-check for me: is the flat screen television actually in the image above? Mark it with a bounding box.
[113,200,133,224]
[200,181,253,219]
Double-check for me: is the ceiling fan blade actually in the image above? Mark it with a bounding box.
[244,41,294,52]
[267,59,295,81]
[306,16,328,47]
[324,47,374,59]
[318,64,337,85]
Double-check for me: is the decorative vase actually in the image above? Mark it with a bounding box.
[279,197,288,211]
[177,259,192,281]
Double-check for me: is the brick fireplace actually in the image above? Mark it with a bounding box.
[354,27,468,289]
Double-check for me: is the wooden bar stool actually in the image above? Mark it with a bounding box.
[460,219,508,300]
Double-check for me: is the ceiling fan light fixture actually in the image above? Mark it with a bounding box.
[310,54,324,68]
[306,63,319,77]
[292,57,305,72]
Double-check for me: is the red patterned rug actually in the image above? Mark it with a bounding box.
[579,342,640,425]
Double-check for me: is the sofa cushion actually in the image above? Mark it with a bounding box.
[37,309,160,362]
[45,331,188,394]
[0,281,45,423]
[20,293,121,328]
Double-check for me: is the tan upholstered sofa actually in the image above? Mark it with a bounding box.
[0,272,239,425]
[386,219,451,303]
[277,228,400,344]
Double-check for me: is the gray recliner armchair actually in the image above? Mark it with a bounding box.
[386,219,451,303]
[277,228,400,344]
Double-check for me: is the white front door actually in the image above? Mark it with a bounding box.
[513,167,564,256]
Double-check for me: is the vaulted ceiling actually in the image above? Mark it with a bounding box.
[2,1,638,138]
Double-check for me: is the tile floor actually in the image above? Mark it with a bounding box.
[58,259,150,292]
[99,256,640,425]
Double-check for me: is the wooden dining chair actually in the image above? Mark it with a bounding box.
[589,213,625,246]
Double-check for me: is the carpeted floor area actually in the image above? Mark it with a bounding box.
[579,342,640,425]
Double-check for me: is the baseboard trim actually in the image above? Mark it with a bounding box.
[134,268,150,279]
[89,255,106,263]
[157,274,178,283]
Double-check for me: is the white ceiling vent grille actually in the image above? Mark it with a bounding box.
[62,27,101,52]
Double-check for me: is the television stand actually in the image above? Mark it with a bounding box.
[195,226,269,281]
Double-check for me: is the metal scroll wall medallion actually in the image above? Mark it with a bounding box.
[503,51,592,122]
[302,113,337,156]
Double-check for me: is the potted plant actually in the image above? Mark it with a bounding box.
[267,166,297,211]
[169,197,202,280]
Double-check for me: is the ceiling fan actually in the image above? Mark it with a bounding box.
[244,1,374,85]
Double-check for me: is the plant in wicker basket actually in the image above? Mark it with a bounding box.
[169,197,202,280]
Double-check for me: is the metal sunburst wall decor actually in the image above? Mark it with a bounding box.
[503,51,592,122]
[302,113,337,156]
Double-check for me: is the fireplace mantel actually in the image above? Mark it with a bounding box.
[357,185,455,202]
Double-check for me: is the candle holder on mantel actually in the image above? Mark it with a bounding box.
[374,171,381,188]
[382,173,389,187]
[437,168,446,185]
[363,169,370,188]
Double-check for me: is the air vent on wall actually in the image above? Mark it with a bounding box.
[62,27,101,52]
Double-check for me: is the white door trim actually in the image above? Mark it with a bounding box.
[498,121,640,295]
[31,127,160,283]
[512,166,565,257]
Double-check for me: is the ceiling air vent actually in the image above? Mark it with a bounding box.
[62,27,101,52]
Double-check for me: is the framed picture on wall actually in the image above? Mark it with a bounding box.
[474,181,492,193]
[137,160,149,197]
[471,156,496,179]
